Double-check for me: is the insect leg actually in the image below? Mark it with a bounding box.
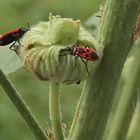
[17,39,24,47]
[74,56,79,67]
[9,41,16,51]
[74,56,81,84]
[80,58,90,77]
[14,33,24,47]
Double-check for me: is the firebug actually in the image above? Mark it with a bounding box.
[0,23,29,50]
[60,45,98,79]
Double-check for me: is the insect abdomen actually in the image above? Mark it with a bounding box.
[0,34,15,46]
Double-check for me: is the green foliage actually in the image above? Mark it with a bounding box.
[0,0,104,32]
[0,0,101,138]
[2,0,140,140]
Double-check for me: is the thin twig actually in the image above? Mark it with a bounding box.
[0,69,48,140]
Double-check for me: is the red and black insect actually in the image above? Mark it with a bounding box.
[0,24,29,50]
[67,45,98,61]
[61,45,98,83]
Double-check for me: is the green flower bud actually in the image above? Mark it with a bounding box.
[22,45,93,84]
[22,13,80,49]
[17,14,101,84]
[47,13,80,45]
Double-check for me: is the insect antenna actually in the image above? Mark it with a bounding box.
[20,22,30,31]
[27,22,30,29]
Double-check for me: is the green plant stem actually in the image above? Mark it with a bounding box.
[103,39,140,140]
[49,81,64,140]
[68,85,85,138]
[68,0,140,140]
[125,39,140,140]
[0,69,48,140]
[126,92,140,140]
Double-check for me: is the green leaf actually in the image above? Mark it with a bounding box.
[0,46,23,74]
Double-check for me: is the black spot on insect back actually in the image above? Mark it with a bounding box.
[86,48,90,52]
[91,52,98,60]
[0,40,2,45]
[85,54,89,57]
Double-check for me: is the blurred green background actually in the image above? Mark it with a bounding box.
[0,0,104,139]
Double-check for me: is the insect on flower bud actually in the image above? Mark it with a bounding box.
[17,14,101,84]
